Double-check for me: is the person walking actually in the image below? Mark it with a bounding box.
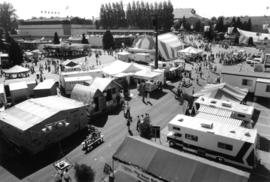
[126,102,131,119]
[63,168,71,182]
[136,116,141,132]
[126,118,131,131]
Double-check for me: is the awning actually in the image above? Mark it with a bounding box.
[193,83,248,103]
[113,136,250,182]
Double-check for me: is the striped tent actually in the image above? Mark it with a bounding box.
[158,33,185,61]
[132,35,155,50]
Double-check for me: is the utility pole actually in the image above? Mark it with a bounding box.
[153,14,159,69]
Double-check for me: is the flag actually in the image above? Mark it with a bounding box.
[191,9,196,15]
[227,27,234,34]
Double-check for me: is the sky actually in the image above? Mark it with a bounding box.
[3,0,270,20]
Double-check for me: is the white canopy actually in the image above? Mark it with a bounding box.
[134,69,162,80]
[102,60,142,76]
[179,46,203,55]
[3,65,30,74]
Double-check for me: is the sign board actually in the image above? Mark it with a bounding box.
[150,126,160,138]
[119,163,163,182]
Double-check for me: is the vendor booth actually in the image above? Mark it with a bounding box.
[3,65,30,79]
[90,77,122,110]
[9,81,29,104]
[63,76,93,95]
[33,79,57,98]
[117,51,131,62]
[71,84,106,115]
[62,60,82,72]
[134,69,164,92]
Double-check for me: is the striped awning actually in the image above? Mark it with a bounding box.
[158,33,184,61]
[132,35,155,50]
[196,112,243,127]
[198,105,232,118]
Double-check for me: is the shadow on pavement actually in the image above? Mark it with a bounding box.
[255,97,270,109]
[91,114,109,128]
[250,163,270,182]
[0,129,89,179]
[252,109,261,126]
[258,135,270,152]
[150,90,167,100]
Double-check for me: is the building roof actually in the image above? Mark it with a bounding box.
[113,136,250,182]
[173,8,201,19]
[195,96,254,116]
[34,79,56,90]
[102,60,142,76]
[64,75,92,82]
[70,84,101,105]
[0,96,84,131]
[3,65,30,74]
[90,77,114,92]
[196,112,243,127]
[221,67,270,79]
[9,81,28,91]
[169,114,257,143]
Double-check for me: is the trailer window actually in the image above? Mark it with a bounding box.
[218,142,233,151]
[173,127,180,131]
[242,79,253,86]
[185,134,198,142]
[174,133,182,137]
[266,85,270,92]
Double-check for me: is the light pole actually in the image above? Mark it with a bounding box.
[152,14,159,69]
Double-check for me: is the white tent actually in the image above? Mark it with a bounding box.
[102,60,142,76]
[179,46,203,55]
[134,69,163,82]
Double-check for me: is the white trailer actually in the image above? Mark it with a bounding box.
[194,96,254,123]
[167,114,258,170]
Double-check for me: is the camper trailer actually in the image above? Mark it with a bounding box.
[194,96,254,123]
[167,114,258,169]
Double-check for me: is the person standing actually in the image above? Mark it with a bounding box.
[136,116,141,132]
[126,102,131,119]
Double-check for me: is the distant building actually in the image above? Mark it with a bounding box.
[222,68,270,100]
[17,17,96,38]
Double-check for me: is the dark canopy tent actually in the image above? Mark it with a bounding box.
[113,136,250,182]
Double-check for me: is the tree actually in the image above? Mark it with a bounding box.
[0,2,17,33]
[194,20,202,32]
[53,32,60,44]
[81,34,89,44]
[7,35,23,66]
[215,16,224,32]
[231,17,236,27]
[74,163,95,182]
[102,30,114,50]
[246,18,252,31]
[248,37,254,46]
[236,17,242,29]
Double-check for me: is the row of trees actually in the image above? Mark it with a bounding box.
[100,1,174,31]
